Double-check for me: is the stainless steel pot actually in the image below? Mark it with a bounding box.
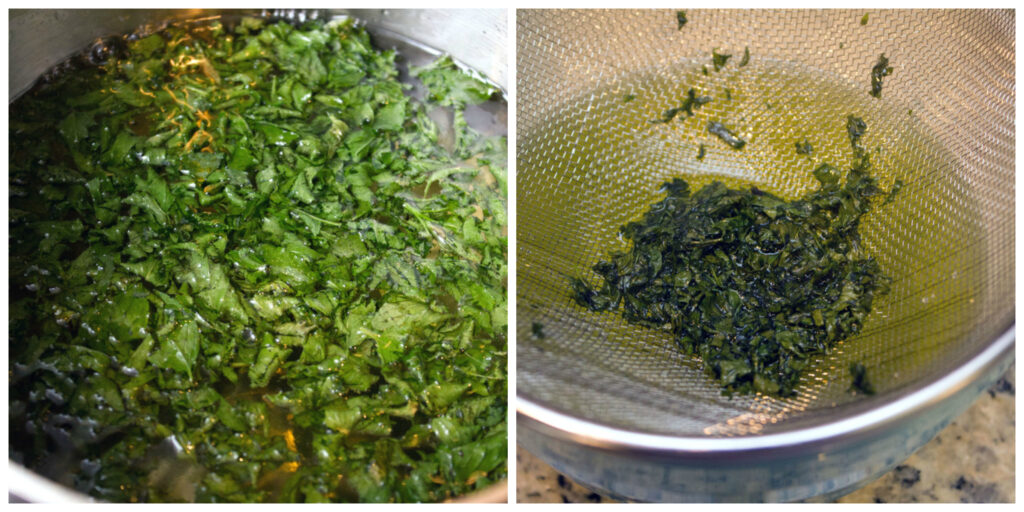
[8,8,508,503]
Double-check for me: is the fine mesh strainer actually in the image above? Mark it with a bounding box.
[517,9,1014,502]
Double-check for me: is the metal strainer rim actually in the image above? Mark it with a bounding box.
[518,324,1013,454]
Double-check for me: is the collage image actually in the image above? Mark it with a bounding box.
[5,7,1016,505]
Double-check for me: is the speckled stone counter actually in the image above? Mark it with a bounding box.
[516,365,1014,503]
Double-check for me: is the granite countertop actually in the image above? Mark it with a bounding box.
[516,365,1015,503]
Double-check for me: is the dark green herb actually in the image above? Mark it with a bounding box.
[688,89,713,112]
[623,93,636,103]
[676,10,688,29]
[702,65,709,76]
[572,117,894,397]
[707,121,746,149]
[650,88,712,124]
[847,115,868,146]
[884,179,903,205]
[696,143,707,161]
[531,322,546,339]
[724,88,733,101]
[849,362,876,395]
[712,49,732,71]
[739,46,750,67]
[870,53,893,98]
[861,13,870,26]
[9,17,506,503]
[653,109,681,124]
[795,140,814,155]
[847,115,871,169]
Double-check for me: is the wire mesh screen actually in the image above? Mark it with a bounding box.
[517,9,1014,437]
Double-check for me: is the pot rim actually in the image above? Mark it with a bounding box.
[518,324,1014,455]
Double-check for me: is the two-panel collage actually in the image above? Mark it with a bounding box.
[5,7,1015,505]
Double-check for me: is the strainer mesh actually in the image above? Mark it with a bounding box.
[517,9,1014,436]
